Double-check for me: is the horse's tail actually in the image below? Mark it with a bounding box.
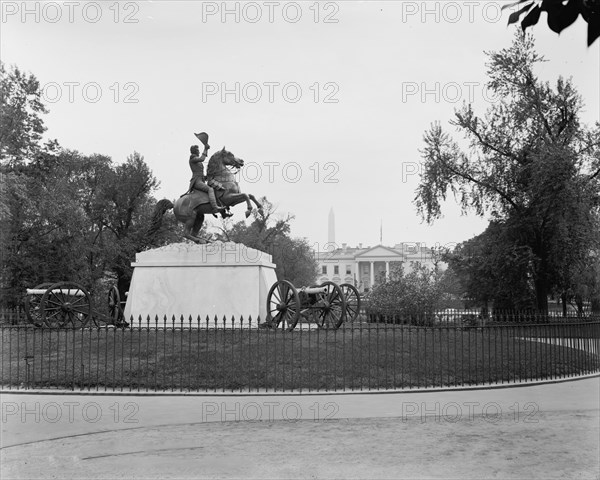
[147,198,174,238]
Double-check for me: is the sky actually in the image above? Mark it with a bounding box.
[1,0,598,252]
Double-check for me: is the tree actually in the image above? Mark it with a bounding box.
[504,0,600,46]
[445,222,538,311]
[574,258,600,313]
[94,152,169,298]
[0,61,177,308]
[1,149,105,305]
[216,198,318,286]
[415,33,600,312]
[270,235,319,287]
[0,62,51,166]
[0,144,175,307]
[0,61,53,302]
[543,158,600,314]
[554,223,600,314]
[436,263,467,303]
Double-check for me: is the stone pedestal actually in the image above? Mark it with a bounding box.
[123,242,277,327]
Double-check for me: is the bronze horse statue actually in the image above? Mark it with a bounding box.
[171,147,263,243]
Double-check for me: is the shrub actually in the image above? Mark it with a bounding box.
[365,263,445,325]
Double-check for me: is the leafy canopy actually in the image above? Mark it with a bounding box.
[415,32,600,311]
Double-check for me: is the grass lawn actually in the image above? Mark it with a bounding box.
[1,322,599,391]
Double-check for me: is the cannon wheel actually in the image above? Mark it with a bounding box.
[40,282,93,328]
[23,283,54,326]
[340,283,361,323]
[266,280,301,331]
[107,285,125,325]
[314,281,347,330]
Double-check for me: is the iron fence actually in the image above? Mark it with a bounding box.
[0,308,22,326]
[1,309,599,392]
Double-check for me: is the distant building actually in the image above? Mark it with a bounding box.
[315,243,442,292]
[316,209,444,291]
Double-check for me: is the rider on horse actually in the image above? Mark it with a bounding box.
[170,136,262,243]
[187,143,227,214]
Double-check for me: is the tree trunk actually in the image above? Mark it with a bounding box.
[115,266,131,318]
[532,246,549,313]
[561,292,568,317]
[591,297,600,314]
[534,276,549,313]
[575,294,584,317]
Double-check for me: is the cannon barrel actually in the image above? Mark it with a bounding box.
[300,286,328,295]
[26,288,86,296]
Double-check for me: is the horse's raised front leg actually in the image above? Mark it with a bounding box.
[221,192,253,218]
[247,194,263,213]
[242,193,253,218]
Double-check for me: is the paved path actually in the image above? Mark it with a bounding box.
[519,336,599,354]
[1,377,599,479]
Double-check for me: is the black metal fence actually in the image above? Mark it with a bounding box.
[1,309,599,392]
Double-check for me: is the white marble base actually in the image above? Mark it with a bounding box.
[123,242,277,327]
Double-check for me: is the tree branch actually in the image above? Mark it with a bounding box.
[453,115,519,162]
[525,71,555,141]
[434,146,523,214]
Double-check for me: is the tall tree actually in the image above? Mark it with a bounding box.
[445,222,538,311]
[0,61,177,308]
[0,145,174,307]
[415,33,600,312]
[0,61,52,303]
[1,149,103,305]
[0,62,50,166]
[96,152,164,298]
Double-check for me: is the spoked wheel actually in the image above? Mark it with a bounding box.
[107,285,125,325]
[40,282,92,328]
[266,280,301,331]
[314,281,347,330]
[340,283,361,323]
[23,283,54,327]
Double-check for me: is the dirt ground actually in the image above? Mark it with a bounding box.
[2,378,599,479]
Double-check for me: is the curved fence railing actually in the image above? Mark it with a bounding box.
[1,310,599,392]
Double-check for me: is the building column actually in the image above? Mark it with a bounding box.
[370,261,375,288]
[354,260,360,287]
[385,261,390,279]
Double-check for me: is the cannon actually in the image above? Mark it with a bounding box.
[264,280,361,331]
[23,282,127,328]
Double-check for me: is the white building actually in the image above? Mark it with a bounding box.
[315,243,442,292]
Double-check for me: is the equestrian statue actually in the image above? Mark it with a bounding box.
[166,132,263,243]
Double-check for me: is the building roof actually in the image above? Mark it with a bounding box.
[315,243,439,263]
[355,244,403,258]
